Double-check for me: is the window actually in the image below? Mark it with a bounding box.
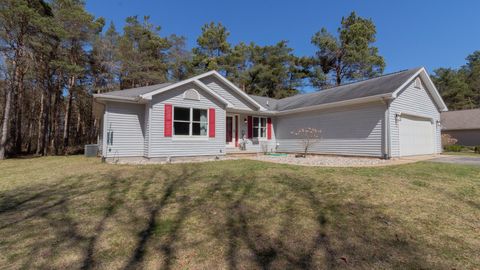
[173,107,208,136]
[253,117,267,138]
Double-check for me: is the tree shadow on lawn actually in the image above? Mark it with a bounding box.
[0,164,444,269]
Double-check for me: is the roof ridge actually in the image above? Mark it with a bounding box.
[278,67,421,101]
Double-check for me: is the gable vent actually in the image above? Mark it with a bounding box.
[414,77,423,89]
[183,89,200,100]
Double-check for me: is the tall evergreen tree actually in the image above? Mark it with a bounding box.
[51,0,103,150]
[310,11,385,88]
[118,16,171,89]
[167,34,193,81]
[91,21,120,93]
[432,68,473,110]
[433,50,480,110]
[192,22,231,74]
[0,0,51,159]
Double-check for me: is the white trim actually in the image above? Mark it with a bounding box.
[94,95,148,104]
[225,113,239,147]
[102,105,108,157]
[139,70,262,109]
[252,116,268,139]
[275,94,391,116]
[398,112,434,121]
[206,71,263,110]
[182,89,200,100]
[133,79,231,107]
[392,67,448,112]
[147,102,152,158]
[192,80,233,107]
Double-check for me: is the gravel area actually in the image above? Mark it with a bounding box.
[251,154,388,167]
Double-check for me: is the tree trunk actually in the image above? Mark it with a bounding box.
[63,75,75,151]
[14,76,24,154]
[43,89,51,156]
[0,87,12,159]
[36,91,45,155]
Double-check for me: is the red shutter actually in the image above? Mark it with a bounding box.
[267,118,272,140]
[209,108,215,137]
[235,115,239,147]
[164,104,172,137]
[247,116,253,138]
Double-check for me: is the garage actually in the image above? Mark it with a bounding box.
[399,115,435,156]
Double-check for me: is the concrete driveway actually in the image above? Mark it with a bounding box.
[429,155,480,166]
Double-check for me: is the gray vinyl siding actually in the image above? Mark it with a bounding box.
[200,76,256,110]
[275,102,386,157]
[149,82,226,157]
[103,102,145,157]
[389,78,442,157]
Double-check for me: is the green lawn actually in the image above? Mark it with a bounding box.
[0,157,479,269]
[443,151,480,157]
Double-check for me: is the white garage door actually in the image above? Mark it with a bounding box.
[399,115,435,156]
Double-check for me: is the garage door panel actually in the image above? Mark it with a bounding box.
[399,115,434,156]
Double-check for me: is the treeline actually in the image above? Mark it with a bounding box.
[0,0,385,159]
[432,51,480,110]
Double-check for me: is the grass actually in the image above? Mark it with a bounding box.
[0,156,479,269]
[443,151,480,157]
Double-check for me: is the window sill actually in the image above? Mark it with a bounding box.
[172,136,210,141]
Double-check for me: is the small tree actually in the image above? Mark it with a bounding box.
[290,128,321,157]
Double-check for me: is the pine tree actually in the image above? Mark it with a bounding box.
[118,16,171,89]
[192,22,231,74]
[310,11,385,88]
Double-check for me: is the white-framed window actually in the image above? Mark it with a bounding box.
[173,106,208,136]
[253,117,267,138]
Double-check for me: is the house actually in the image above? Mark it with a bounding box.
[93,67,448,162]
[441,108,480,146]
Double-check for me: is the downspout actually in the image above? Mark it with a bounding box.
[382,97,392,159]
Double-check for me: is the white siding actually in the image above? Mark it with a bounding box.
[389,78,442,157]
[200,76,256,110]
[275,102,386,157]
[104,102,145,157]
[149,83,226,157]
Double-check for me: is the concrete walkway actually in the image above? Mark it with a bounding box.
[428,155,480,166]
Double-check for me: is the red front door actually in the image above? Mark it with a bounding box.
[226,116,233,143]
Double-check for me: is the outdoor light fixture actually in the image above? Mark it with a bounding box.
[395,113,401,124]
[244,118,247,124]
[436,120,442,127]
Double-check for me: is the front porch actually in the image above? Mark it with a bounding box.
[224,112,276,153]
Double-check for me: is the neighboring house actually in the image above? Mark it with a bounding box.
[93,67,447,161]
[441,108,480,146]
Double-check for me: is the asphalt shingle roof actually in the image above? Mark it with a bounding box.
[97,68,422,111]
[249,68,421,111]
[441,109,480,130]
[100,82,174,98]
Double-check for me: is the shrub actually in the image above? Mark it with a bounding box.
[475,146,480,154]
[444,145,463,152]
[441,134,458,147]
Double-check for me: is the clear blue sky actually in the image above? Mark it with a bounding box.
[86,0,479,74]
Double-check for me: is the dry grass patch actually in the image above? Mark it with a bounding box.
[0,156,479,269]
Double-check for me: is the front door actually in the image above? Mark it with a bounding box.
[226,115,236,147]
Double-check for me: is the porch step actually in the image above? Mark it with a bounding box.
[225,150,259,157]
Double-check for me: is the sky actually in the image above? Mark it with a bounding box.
[86,0,479,75]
